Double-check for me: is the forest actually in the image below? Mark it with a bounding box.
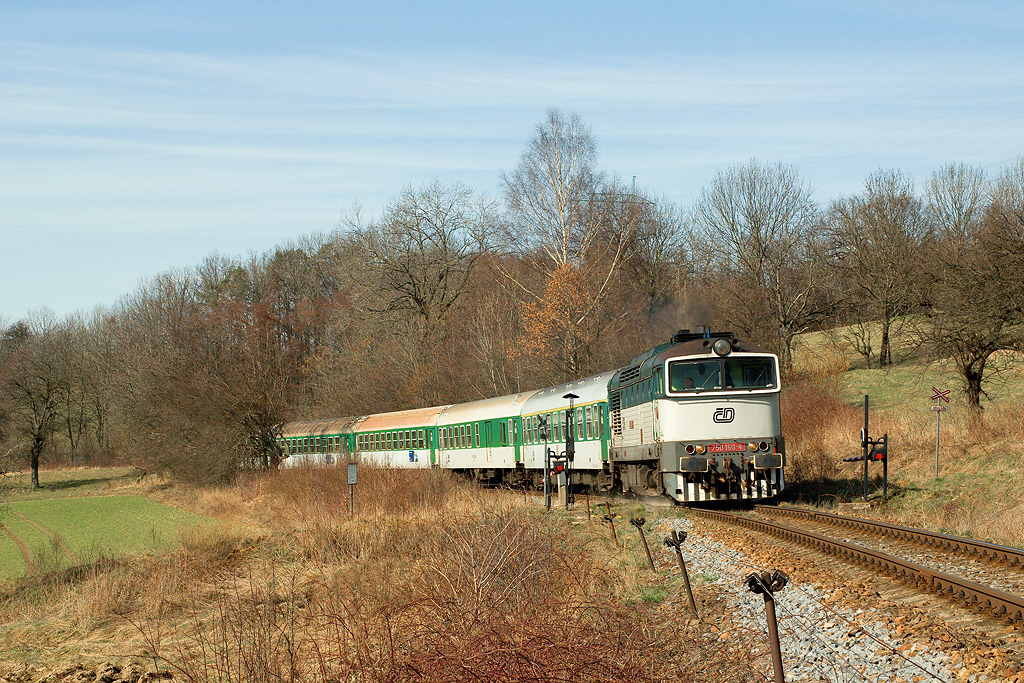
[2,110,1023,485]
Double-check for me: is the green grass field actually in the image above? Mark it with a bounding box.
[0,487,208,580]
[0,467,138,502]
[794,322,1024,409]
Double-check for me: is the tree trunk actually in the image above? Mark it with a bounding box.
[780,334,795,376]
[964,366,984,418]
[30,440,41,490]
[879,316,891,368]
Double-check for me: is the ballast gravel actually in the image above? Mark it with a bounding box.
[653,516,1013,683]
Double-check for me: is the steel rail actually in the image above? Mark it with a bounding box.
[692,508,1024,626]
[755,505,1024,568]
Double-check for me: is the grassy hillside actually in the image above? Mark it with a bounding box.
[786,324,1024,547]
[0,496,206,579]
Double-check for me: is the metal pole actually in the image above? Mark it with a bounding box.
[603,502,619,548]
[566,399,574,509]
[349,483,354,519]
[764,593,785,683]
[665,530,698,618]
[935,400,941,479]
[882,434,888,502]
[544,451,551,512]
[630,518,656,572]
[746,570,788,683]
[863,395,869,502]
[585,490,591,522]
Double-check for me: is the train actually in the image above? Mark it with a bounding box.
[277,327,785,503]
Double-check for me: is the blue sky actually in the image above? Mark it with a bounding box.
[2,1,1022,321]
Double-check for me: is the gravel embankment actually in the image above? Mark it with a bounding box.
[652,516,1023,683]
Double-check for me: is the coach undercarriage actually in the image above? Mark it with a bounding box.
[456,453,782,504]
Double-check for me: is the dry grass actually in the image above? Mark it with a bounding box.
[0,467,764,681]
[781,369,1024,548]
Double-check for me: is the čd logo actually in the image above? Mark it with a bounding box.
[713,407,735,423]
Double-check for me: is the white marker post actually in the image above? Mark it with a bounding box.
[930,387,950,478]
[347,462,358,518]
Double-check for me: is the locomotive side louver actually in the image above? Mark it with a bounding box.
[610,391,623,436]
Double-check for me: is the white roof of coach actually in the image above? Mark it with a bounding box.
[282,416,360,438]
[437,390,539,425]
[356,405,451,432]
[520,371,615,416]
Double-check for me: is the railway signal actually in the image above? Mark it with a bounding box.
[844,396,888,502]
[539,415,552,511]
[562,392,579,509]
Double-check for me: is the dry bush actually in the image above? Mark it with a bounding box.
[2,466,764,680]
[146,504,758,683]
[781,379,861,484]
[131,469,760,682]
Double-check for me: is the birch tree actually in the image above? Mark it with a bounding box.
[501,110,644,378]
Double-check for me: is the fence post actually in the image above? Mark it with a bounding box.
[664,529,698,618]
[629,517,655,572]
[603,502,619,548]
[745,570,789,683]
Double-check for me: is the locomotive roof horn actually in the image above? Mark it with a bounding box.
[671,327,734,344]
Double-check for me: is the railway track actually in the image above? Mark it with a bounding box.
[691,507,1024,628]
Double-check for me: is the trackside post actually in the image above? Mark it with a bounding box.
[630,517,656,572]
[664,529,698,618]
[347,462,357,519]
[746,570,789,683]
[603,502,620,548]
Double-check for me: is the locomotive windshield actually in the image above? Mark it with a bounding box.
[668,356,776,393]
[668,360,721,392]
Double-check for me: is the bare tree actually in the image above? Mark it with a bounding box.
[361,180,492,340]
[502,110,604,274]
[501,111,644,378]
[611,195,695,345]
[1,314,62,489]
[918,161,1024,415]
[826,170,929,367]
[692,159,824,370]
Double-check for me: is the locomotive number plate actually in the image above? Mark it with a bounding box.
[707,442,746,453]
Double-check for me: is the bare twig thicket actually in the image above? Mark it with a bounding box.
[0,110,1022,480]
[0,467,763,682]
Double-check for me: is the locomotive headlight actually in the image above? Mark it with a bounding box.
[759,441,770,451]
[748,442,757,451]
[712,338,732,356]
[695,444,706,454]
[685,444,696,455]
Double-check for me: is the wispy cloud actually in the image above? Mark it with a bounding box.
[1,15,1022,319]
